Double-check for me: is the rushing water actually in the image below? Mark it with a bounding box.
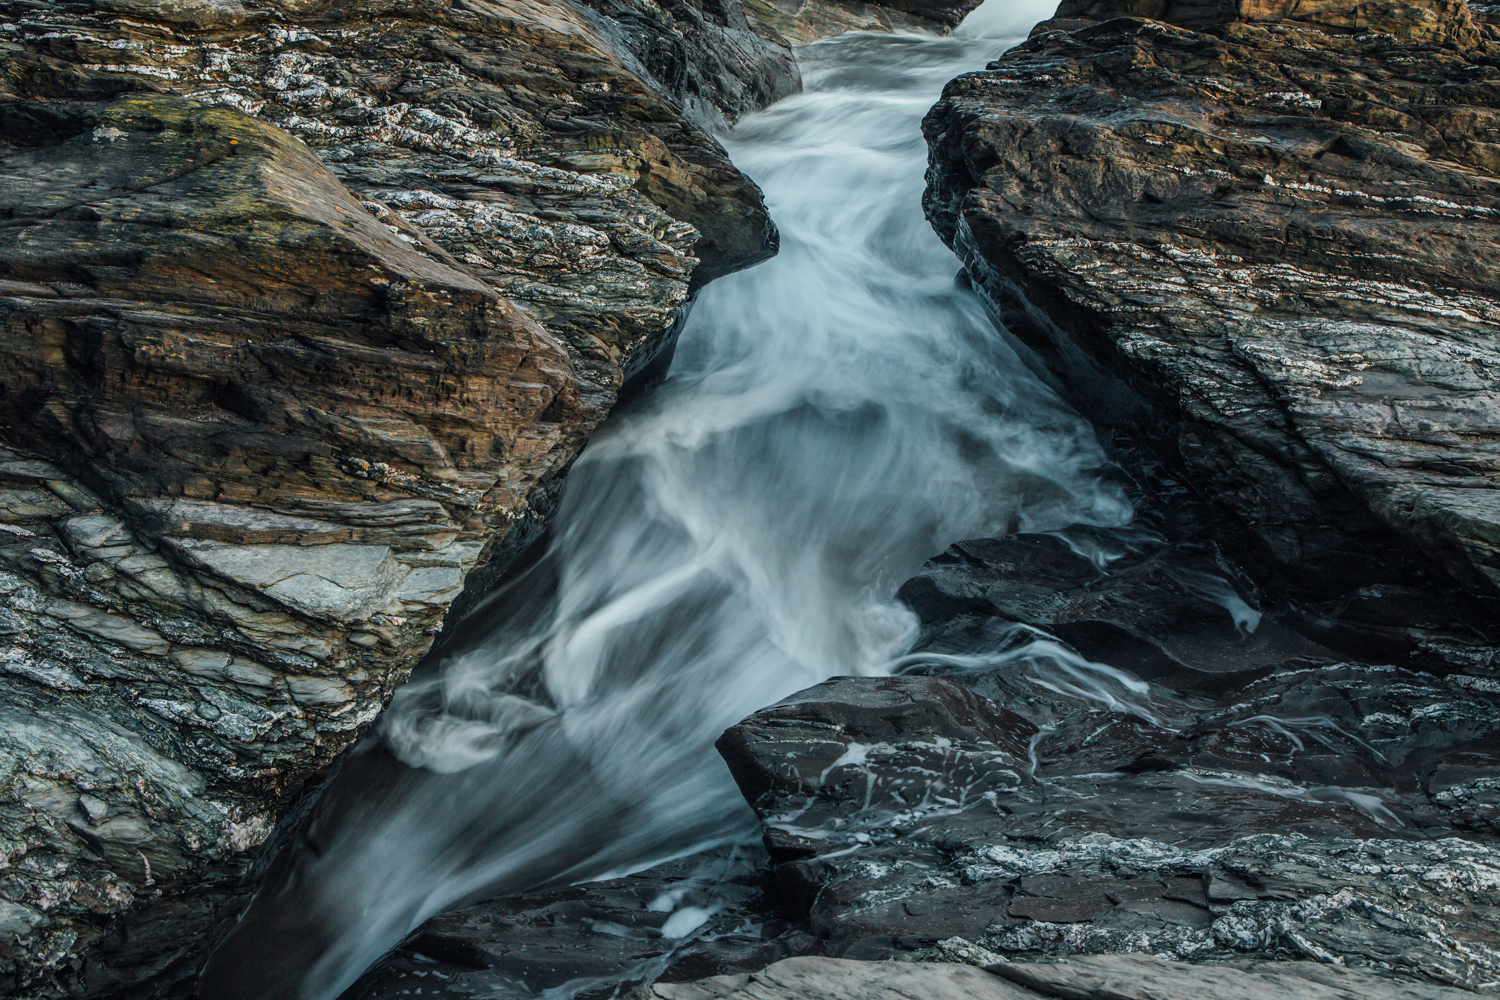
[202,4,1132,996]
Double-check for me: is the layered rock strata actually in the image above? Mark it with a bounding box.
[922,0,1500,607]
[0,0,802,992]
[642,954,1481,1000]
[720,669,1500,987]
[745,0,982,44]
[714,513,1500,991]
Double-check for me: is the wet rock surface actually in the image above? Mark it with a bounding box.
[335,847,821,1000]
[0,0,807,990]
[641,954,1481,1000]
[891,5,1500,983]
[339,487,1500,999]
[715,516,1500,991]
[643,956,1041,1000]
[984,952,1481,1000]
[744,0,983,45]
[922,0,1500,605]
[5,0,1498,994]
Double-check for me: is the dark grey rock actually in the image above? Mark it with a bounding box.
[643,957,1043,1000]
[335,847,820,1000]
[640,953,1482,1000]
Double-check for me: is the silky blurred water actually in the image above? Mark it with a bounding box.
[206,4,1133,996]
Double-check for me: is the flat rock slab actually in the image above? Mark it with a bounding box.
[644,955,1474,1000]
[989,953,1478,1000]
[644,957,1042,1000]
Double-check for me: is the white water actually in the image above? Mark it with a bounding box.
[215,5,1134,996]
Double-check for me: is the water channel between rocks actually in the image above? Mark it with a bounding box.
[205,6,1153,996]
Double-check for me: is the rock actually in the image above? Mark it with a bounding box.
[337,847,823,1000]
[642,957,1040,1000]
[987,952,1481,1000]
[921,0,1500,603]
[714,469,1500,989]
[638,954,1480,1000]
[335,442,1500,1000]
[0,0,803,990]
[718,668,1500,987]
[745,0,986,44]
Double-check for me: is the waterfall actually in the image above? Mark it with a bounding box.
[201,2,1129,995]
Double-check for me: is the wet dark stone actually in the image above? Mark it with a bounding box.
[339,440,1500,997]
[336,848,819,1000]
[701,409,1500,989]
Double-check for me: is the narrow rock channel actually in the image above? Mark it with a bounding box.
[200,4,1142,996]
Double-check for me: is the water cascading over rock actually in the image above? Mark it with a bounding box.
[0,0,815,990]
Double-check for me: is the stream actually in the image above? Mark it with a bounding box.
[200,3,1133,996]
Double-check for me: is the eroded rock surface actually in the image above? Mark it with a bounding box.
[745,0,983,44]
[987,952,1479,1000]
[922,0,1500,603]
[0,0,802,991]
[641,954,1481,1000]
[643,956,1041,1000]
[718,671,1500,988]
[335,847,824,1000]
[715,500,1500,991]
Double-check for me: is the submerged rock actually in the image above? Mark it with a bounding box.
[0,0,801,990]
[922,0,1500,603]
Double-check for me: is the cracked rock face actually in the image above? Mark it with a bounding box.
[0,0,803,991]
[714,490,1500,992]
[718,669,1500,989]
[921,0,1500,603]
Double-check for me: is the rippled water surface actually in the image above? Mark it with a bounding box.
[204,3,1130,995]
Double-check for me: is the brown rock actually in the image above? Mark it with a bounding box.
[922,0,1500,602]
[0,0,802,990]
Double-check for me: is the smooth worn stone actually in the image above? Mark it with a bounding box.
[166,540,407,623]
[922,0,1500,603]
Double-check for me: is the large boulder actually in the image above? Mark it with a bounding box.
[922,0,1500,605]
[717,666,1500,987]
[0,0,800,991]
